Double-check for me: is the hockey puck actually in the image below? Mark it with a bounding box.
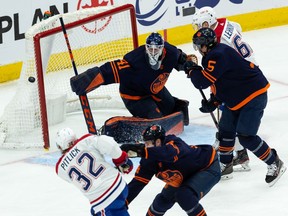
[28,76,36,83]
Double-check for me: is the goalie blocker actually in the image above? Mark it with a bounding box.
[101,111,184,144]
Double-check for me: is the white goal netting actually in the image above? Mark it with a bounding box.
[0,4,138,149]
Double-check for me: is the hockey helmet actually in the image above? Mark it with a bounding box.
[55,128,77,151]
[193,28,217,51]
[145,32,164,70]
[192,6,217,30]
[142,124,166,144]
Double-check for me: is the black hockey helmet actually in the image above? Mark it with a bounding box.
[142,124,166,143]
[192,27,217,51]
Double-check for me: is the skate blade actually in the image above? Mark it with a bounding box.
[268,165,287,187]
[221,173,233,180]
[233,164,251,172]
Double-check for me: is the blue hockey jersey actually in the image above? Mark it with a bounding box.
[127,135,216,204]
[189,43,269,110]
[99,42,182,100]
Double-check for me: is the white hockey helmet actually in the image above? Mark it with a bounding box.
[192,6,217,30]
[55,128,77,151]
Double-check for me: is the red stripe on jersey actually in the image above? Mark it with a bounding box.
[90,173,121,204]
[214,18,227,43]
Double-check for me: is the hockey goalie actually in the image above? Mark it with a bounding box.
[70,32,190,143]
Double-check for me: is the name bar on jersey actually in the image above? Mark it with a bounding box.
[60,147,80,171]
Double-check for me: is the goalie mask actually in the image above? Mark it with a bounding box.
[192,6,217,30]
[142,124,166,145]
[55,128,77,151]
[145,32,164,70]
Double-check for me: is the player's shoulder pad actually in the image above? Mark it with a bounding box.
[124,45,146,65]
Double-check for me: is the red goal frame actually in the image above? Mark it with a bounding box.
[33,4,138,149]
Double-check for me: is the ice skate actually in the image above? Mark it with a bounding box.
[220,162,233,180]
[265,149,286,187]
[233,148,251,172]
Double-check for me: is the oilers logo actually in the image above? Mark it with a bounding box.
[150,73,169,94]
[156,169,184,187]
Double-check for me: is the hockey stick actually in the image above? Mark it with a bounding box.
[199,89,219,129]
[59,16,97,134]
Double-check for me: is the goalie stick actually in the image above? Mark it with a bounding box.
[59,17,97,134]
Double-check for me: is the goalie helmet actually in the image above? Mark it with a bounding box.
[145,32,164,70]
[192,6,217,30]
[193,28,217,51]
[55,128,77,151]
[142,124,166,143]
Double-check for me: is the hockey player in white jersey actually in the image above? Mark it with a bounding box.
[192,6,255,172]
[192,6,257,66]
[55,128,133,216]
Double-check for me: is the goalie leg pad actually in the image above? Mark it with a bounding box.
[173,98,190,126]
[102,112,184,143]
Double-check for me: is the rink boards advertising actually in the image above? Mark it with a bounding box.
[0,0,287,83]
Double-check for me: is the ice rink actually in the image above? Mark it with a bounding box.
[0,25,287,215]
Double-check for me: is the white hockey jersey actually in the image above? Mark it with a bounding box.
[55,134,127,214]
[214,18,258,66]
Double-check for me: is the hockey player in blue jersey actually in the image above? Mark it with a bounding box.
[120,124,221,216]
[70,32,189,126]
[184,27,286,186]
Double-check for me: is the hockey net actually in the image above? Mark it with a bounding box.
[0,4,138,149]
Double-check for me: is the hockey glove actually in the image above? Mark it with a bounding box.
[70,67,104,95]
[183,60,202,78]
[186,54,199,64]
[175,49,188,71]
[112,151,133,174]
[120,144,145,158]
[199,94,220,113]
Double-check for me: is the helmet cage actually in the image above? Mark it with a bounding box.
[145,32,164,70]
[146,44,164,66]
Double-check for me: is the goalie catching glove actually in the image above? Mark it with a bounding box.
[120,144,145,158]
[199,93,221,113]
[70,67,104,95]
[112,151,133,174]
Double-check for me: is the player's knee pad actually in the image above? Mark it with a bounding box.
[175,186,199,212]
[237,134,262,151]
[148,192,175,215]
[217,131,236,142]
[146,204,165,216]
[217,131,235,162]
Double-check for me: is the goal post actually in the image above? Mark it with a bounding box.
[0,4,138,150]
